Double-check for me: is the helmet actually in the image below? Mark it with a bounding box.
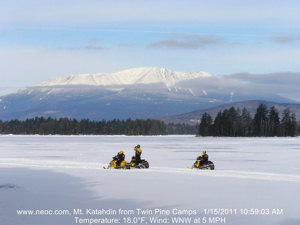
[203,151,206,154]
[137,144,140,148]
[120,151,124,154]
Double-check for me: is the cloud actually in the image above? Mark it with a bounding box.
[270,35,300,43]
[177,71,300,103]
[228,72,300,85]
[84,38,107,50]
[58,44,107,51]
[148,35,223,49]
[84,45,106,50]
[226,72,300,100]
[61,39,107,51]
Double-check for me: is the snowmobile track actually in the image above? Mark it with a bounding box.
[1,158,300,182]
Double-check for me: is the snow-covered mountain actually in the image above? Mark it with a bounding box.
[0,67,296,121]
[39,67,211,87]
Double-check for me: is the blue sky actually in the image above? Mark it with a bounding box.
[1,0,300,95]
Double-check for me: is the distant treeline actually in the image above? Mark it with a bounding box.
[198,104,299,137]
[0,117,196,135]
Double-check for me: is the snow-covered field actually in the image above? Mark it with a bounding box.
[1,135,300,225]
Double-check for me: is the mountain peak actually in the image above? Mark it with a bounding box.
[38,67,211,87]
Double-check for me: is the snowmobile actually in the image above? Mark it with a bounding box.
[189,160,215,170]
[104,157,131,169]
[129,156,149,169]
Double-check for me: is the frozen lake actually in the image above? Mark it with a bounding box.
[1,135,300,225]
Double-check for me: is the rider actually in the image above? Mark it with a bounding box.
[114,151,125,166]
[195,151,209,167]
[134,144,142,165]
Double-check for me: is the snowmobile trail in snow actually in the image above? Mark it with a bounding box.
[1,158,300,183]
[138,167,300,182]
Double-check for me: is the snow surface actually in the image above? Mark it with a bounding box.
[38,67,211,87]
[1,135,300,225]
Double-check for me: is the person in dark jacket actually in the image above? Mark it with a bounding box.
[114,151,125,166]
[134,144,142,165]
[195,151,209,167]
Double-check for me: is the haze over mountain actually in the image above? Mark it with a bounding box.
[159,100,300,125]
[0,67,299,121]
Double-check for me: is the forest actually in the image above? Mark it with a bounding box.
[0,117,196,135]
[198,104,299,136]
[0,104,299,136]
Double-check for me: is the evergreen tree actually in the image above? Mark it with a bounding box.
[253,104,268,136]
[268,106,280,136]
[290,113,297,136]
[297,119,300,136]
[221,109,230,136]
[213,111,223,136]
[198,112,213,136]
[281,109,297,136]
[228,107,242,136]
[241,108,253,136]
[281,108,290,136]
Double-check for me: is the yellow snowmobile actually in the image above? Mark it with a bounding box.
[129,156,149,169]
[192,160,214,170]
[104,152,131,169]
[106,159,130,169]
[189,151,215,170]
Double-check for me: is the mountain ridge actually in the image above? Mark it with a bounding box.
[38,67,211,87]
[1,67,298,121]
